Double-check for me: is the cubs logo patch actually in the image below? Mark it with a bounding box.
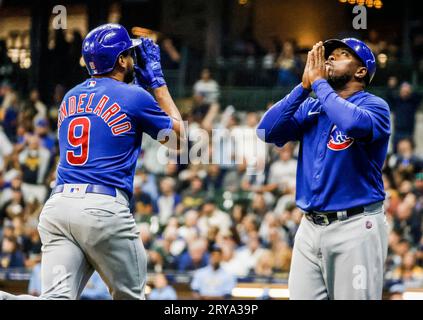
[327,125,354,151]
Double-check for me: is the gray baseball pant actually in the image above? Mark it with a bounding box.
[288,201,388,300]
[2,184,147,300]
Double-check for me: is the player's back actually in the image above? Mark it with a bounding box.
[56,77,172,198]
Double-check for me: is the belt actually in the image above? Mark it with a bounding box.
[51,184,117,197]
[304,206,364,226]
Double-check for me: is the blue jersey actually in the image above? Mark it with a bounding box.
[56,78,172,198]
[257,79,391,211]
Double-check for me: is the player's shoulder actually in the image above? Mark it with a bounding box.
[358,91,390,112]
[119,83,156,106]
[62,79,89,100]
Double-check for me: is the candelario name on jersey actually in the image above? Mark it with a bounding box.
[57,94,131,136]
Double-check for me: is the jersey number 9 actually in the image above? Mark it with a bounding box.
[66,117,91,166]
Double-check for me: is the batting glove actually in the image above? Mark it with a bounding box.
[134,38,166,89]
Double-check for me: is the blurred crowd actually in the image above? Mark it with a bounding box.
[3,28,423,99]
[215,28,423,87]
[0,60,423,300]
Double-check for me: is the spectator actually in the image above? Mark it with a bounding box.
[80,272,112,300]
[148,273,178,300]
[180,175,207,210]
[270,237,292,274]
[0,123,14,167]
[134,169,159,202]
[275,40,302,86]
[160,37,181,70]
[191,245,236,299]
[162,218,186,257]
[193,68,220,105]
[392,251,423,288]
[211,105,237,170]
[197,198,232,237]
[157,177,181,226]
[253,249,274,277]
[387,81,422,150]
[140,134,168,175]
[149,234,178,272]
[389,138,423,185]
[234,112,267,174]
[0,173,23,210]
[177,238,209,272]
[23,89,47,128]
[133,191,155,225]
[0,235,25,268]
[250,192,270,219]
[34,118,56,156]
[266,143,297,194]
[387,282,405,300]
[18,135,50,203]
[203,164,224,198]
[219,241,241,276]
[178,210,200,241]
[260,38,278,86]
[21,219,42,268]
[386,238,411,274]
[230,231,265,277]
[139,223,154,250]
[237,213,259,244]
[0,86,19,141]
[0,187,25,222]
[365,29,384,56]
[190,92,212,125]
[393,192,422,245]
[27,262,41,296]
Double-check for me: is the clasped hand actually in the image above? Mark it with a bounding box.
[302,41,328,90]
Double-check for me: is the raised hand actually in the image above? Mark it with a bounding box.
[302,50,312,90]
[308,41,327,85]
[134,38,166,89]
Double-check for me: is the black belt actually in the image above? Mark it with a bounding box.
[305,206,364,226]
[51,184,117,197]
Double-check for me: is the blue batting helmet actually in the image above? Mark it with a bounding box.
[323,38,376,85]
[82,23,141,76]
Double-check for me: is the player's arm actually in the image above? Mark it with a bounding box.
[257,84,310,147]
[134,38,186,149]
[312,79,390,140]
[152,85,185,142]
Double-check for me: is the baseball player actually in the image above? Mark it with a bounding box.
[1,23,184,300]
[257,38,390,299]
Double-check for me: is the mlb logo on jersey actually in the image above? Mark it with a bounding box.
[88,80,96,87]
[327,125,354,151]
[70,187,80,193]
